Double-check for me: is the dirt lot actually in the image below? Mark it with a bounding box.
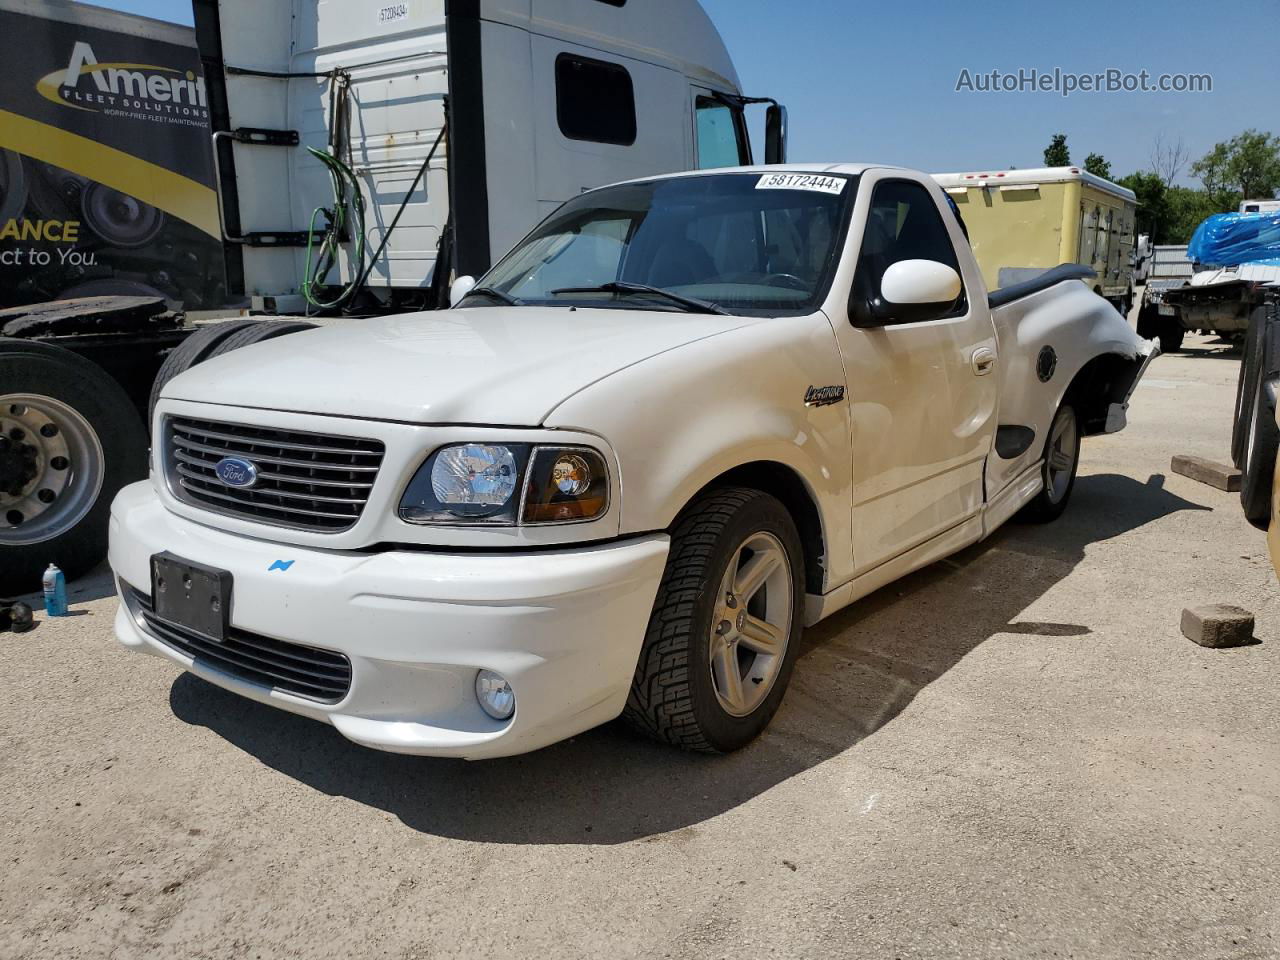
[3,334,1278,960]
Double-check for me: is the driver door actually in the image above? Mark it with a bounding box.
[832,175,998,576]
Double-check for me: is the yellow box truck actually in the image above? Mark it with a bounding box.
[932,166,1138,314]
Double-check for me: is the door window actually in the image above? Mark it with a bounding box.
[695,97,748,169]
[852,179,964,319]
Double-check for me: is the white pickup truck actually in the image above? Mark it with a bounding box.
[109,165,1156,759]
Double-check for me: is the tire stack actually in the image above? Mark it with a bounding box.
[1235,300,1280,530]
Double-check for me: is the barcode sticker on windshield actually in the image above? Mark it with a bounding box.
[756,174,846,195]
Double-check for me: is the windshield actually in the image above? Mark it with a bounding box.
[471,173,858,316]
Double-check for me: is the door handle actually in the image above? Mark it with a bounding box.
[972,347,997,377]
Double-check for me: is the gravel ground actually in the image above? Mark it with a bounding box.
[2,334,1277,960]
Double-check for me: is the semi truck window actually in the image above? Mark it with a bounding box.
[695,98,748,169]
[556,54,637,146]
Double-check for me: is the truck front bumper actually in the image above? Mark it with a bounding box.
[108,482,669,759]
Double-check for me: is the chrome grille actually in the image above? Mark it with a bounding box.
[123,583,352,703]
[165,416,384,531]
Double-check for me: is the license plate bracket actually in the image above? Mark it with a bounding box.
[150,552,233,643]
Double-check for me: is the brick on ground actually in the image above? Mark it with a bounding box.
[1180,604,1257,649]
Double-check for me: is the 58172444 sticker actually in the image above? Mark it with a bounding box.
[755,174,847,195]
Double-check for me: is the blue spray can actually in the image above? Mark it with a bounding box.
[42,563,68,617]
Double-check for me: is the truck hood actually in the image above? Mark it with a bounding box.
[164,307,754,425]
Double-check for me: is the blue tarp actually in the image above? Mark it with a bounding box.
[1187,211,1280,267]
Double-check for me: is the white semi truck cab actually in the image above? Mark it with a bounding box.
[196,0,789,312]
[110,164,1156,759]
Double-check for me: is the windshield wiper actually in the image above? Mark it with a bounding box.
[549,281,728,316]
[462,286,525,307]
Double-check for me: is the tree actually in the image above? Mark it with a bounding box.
[1167,186,1221,244]
[1044,133,1070,167]
[1083,153,1112,180]
[1118,171,1170,240]
[1191,129,1280,204]
[1150,133,1189,185]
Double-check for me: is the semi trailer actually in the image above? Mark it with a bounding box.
[1,0,786,594]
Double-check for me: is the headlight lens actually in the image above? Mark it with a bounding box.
[400,443,529,524]
[521,447,609,523]
[431,444,519,506]
[399,443,610,526]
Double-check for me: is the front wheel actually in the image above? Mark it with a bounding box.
[624,488,805,753]
[1019,403,1081,523]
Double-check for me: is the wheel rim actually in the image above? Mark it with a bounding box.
[0,394,104,546]
[708,531,793,718]
[1045,408,1078,504]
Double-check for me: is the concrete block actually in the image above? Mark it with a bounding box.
[1181,605,1256,648]
[1171,455,1241,492]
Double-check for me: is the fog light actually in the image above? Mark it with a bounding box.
[475,670,515,721]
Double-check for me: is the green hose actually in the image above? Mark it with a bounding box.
[301,146,368,311]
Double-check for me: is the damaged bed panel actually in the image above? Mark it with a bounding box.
[985,275,1154,499]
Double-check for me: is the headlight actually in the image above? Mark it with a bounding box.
[432,444,519,507]
[521,447,609,523]
[399,443,610,526]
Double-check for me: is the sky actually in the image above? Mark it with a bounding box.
[84,0,1277,187]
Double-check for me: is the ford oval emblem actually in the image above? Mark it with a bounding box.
[214,456,259,488]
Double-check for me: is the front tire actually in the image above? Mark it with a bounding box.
[624,488,805,753]
[1019,403,1081,523]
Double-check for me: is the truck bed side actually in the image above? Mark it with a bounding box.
[986,275,1154,499]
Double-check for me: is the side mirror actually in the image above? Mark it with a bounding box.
[450,275,477,307]
[851,259,963,328]
[765,104,788,165]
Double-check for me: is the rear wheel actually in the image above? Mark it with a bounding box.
[205,320,317,360]
[1137,304,1184,353]
[624,488,804,753]
[1019,403,1081,523]
[1159,321,1185,354]
[1,339,146,593]
[148,319,316,427]
[148,319,260,427]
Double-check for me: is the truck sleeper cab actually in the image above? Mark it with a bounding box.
[110,164,1155,759]
[198,0,784,312]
